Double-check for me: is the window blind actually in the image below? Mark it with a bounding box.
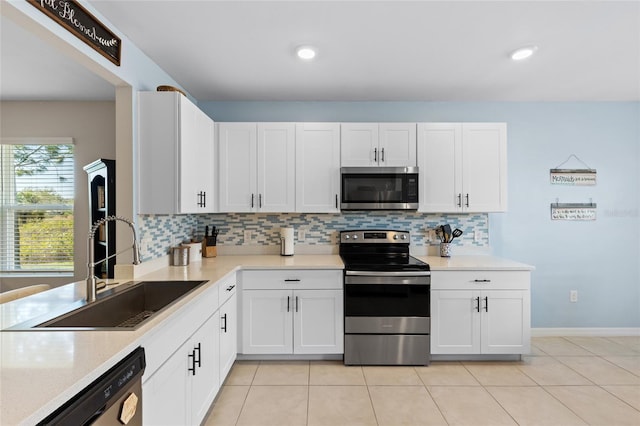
[1,139,74,274]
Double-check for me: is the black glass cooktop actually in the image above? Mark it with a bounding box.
[340,254,430,272]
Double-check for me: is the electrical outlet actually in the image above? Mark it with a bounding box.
[570,290,578,303]
[244,230,252,243]
[298,229,306,242]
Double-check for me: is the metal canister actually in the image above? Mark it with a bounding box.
[170,246,190,266]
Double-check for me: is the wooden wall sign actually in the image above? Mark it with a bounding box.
[27,0,121,66]
[550,169,597,186]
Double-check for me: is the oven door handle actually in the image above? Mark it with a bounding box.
[345,270,431,277]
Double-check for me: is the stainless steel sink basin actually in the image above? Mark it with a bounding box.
[6,280,208,331]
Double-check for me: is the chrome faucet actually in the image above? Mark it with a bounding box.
[86,215,141,302]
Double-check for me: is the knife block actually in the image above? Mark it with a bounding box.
[202,240,217,258]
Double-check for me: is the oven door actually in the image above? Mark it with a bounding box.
[344,273,430,317]
[340,167,419,210]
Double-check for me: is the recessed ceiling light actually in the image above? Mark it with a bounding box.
[296,46,317,60]
[510,45,538,61]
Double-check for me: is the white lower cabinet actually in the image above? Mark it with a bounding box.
[241,270,343,355]
[144,311,220,425]
[430,271,531,355]
[142,274,239,426]
[219,289,238,380]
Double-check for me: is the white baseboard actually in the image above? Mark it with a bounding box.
[532,327,640,337]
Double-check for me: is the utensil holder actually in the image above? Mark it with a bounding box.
[439,243,451,258]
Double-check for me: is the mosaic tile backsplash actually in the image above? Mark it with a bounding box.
[138,212,489,261]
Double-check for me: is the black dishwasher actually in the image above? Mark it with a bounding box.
[38,347,146,426]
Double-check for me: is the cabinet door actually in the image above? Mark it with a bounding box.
[219,292,237,382]
[242,290,293,354]
[295,123,341,212]
[189,311,220,425]
[379,123,416,167]
[218,123,257,212]
[179,96,215,213]
[480,290,530,354]
[417,123,462,212]
[143,341,189,425]
[293,290,344,354]
[430,290,480,354]
[341,123,379,166]
[461,123,507,212]
[257,123,296,212]
[138,92,180,214]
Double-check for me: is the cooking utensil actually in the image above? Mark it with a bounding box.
[444,225,452,243]
[450,228,463,242]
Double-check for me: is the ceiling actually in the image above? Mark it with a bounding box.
[2,1,640,102]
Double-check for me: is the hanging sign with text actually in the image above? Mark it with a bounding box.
[27,0,121,66]
[550,203,597,221]
[550,169,596,186]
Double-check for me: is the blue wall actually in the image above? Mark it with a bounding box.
[200,101,640,328]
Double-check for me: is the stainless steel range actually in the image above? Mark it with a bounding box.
[340,230,431,366]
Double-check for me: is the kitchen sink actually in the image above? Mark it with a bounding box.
[7,280,208,331]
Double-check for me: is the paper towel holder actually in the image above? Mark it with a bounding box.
[280,227,294,256]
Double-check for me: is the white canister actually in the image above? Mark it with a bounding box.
[280,227,294,256]
[183,242,202,262]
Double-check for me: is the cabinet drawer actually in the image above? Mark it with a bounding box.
[218,272,237,305]
[431,270,530,290]
[241,269,342,290]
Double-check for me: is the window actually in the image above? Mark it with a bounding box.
[1,138,74,274]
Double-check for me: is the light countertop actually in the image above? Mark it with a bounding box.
[0,253,531,425]
[417,255,535,271]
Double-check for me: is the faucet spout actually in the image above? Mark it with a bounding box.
[86,216,141,302]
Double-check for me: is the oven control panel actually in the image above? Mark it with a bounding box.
[340,230,410,244]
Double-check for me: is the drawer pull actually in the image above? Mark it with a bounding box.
[473,279,491,283]
[226,285,235,291]
[284,279,301,282]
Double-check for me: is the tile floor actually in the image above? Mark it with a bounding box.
[204,336,640,426]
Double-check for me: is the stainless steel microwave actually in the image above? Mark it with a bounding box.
[340,167,419,210]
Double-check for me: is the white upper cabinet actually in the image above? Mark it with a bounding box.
[341,123,416,167]
[295,123,341,213]
[417,123,507,213]
[139,91,216,214]
[218,123,295,212]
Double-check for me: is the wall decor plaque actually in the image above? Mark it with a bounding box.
[550,169,597,185]
[550,202,597,221]
[27,0,121,66]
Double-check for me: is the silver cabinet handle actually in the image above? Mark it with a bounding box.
[465,193,470,207]
[336,194,338,209]
[457,194,462,207]
[259,193,262,208]
[475,296,480,312]
[287,296,290,312]
[251,193,254,208]
[295,296,299,312]
[284,279,301,282]
[381,147,385,162]
[473,279,491,283]
[221,313,227,332]
[374,147,377,162]
[226,284,235,291]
